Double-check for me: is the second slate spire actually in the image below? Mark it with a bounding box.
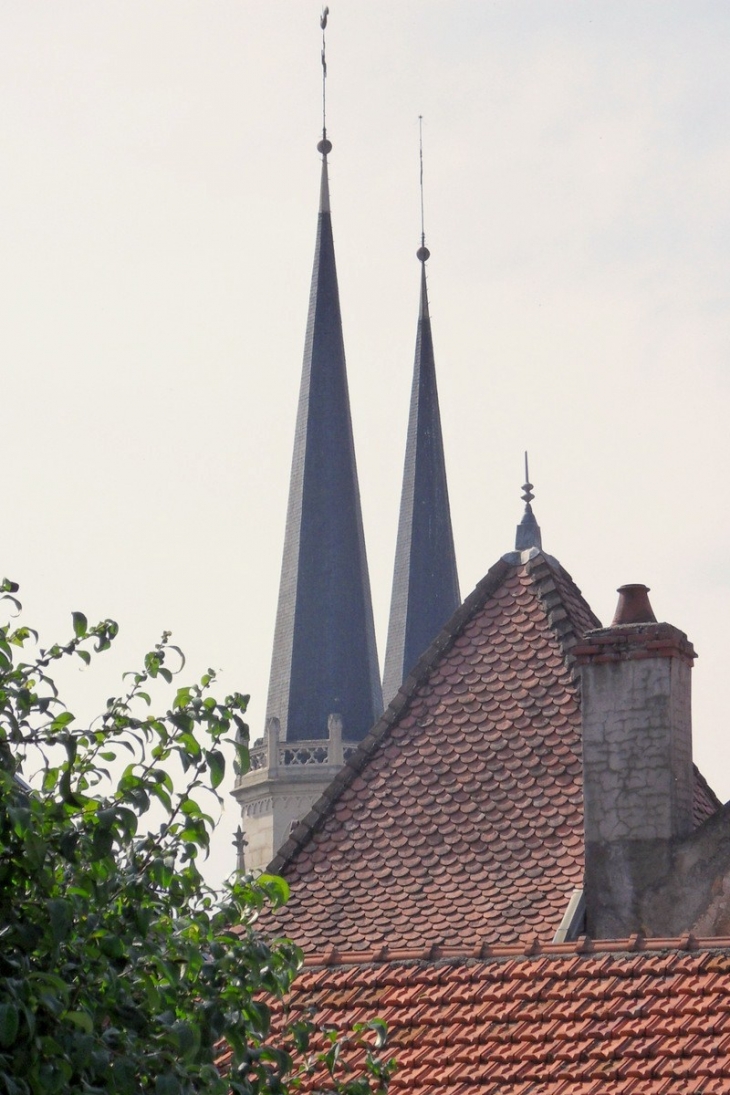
[382,133,460,705]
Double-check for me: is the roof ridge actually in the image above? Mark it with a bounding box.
[693,762,723,814]
[525,554,603,671]
[300,932,730,968]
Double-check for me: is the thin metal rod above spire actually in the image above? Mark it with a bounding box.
[416,116,430,264]
[419,115,426,249]
[317,8,332,161]
[320,6,329,141]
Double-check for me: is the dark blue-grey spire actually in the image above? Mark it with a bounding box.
[265,139,382,743]
[515,453,542,551]
[382,244,460,706]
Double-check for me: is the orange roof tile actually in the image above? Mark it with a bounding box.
[276,940,730,1095]
[268,552,720,950]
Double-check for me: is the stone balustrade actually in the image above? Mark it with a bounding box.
[236,714,358,785]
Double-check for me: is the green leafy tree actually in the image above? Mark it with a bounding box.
[0,580,393,1095]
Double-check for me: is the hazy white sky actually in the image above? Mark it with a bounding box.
[1,2,729,888]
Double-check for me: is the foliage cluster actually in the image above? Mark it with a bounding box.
[0,581,393,1095]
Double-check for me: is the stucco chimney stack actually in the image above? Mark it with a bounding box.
[574,586,696,939]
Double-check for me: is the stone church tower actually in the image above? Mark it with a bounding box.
[232,130,380,872]
[233,122,459,872]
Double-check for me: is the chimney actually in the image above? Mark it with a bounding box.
[574,585,696,939]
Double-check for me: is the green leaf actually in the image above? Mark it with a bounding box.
[91,826,114,860]
[173,1020,201,1061]
[258,874,290,908]
[155,1076,180,1095]
[0,1003,19,1047]
[48,899,73,945]
[174,687,191,709]
[72,611,88,638]
[42,768,58,792]
[65,1010,93,1034]
[178,731,200,756]
[111,1056,137,1095]
[51,710,75,732]
[23,832,47,870]
[206,749,225,789]
[98,934,124,959]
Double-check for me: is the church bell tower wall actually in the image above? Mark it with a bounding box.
[232,714,356,873]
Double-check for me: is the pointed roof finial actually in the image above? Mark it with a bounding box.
[317,8,332,157]
[416,116,430,264]
[515,451,542,551]
[522,451,534,506]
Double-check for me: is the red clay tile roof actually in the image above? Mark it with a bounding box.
[269,552,720,950]
[281,937,730,1095]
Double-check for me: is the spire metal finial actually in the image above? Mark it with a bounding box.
[416,116,430,264]
[521,451,534,507]
[515,450,542,551]
[317,8,332,156]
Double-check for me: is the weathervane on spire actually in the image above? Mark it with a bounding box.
[416,116,430,263]
[318,7,332,156]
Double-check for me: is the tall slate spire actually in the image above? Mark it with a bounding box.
[382,237,460,707]
[265,133,382,743]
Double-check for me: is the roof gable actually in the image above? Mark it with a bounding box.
[271,551,598,948]
[269,549,720,950]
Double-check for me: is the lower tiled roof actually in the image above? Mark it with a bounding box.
[284,938,730,1094]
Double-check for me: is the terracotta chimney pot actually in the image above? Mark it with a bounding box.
[611,584,657,626]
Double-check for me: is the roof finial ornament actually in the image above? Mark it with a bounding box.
[317,8,332,157]
[522,451,534,507]
[515,450,542,552]
[416,116,430,264]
